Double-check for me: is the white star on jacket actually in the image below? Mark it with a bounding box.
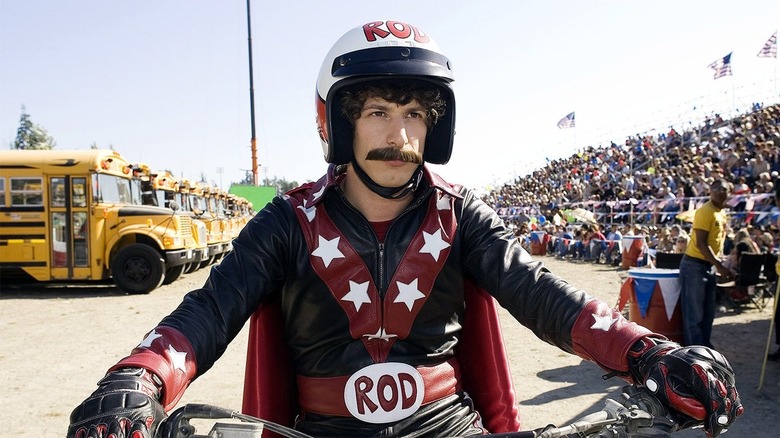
[364,327,398,341]
[437,194,451,210]
[138,329,162,348]
[419,229,450,261]
[312,235,345,267]
[395,278,425,311]
[311,185,326,202]
[341,280,371,311]
[591,313,618,332]
[167,345,188,372]
[297,204,317,222]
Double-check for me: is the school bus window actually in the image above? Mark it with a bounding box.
[94,174,134,204]
[0,178,5,206]
[72,177,87,207]
[73,211,89,266]
[10,177,43,206]
[51,212,67,268]
[50,177,66,207]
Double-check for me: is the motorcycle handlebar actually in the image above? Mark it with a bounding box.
[158,385,682,438]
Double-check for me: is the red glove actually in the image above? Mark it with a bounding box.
[67,368,165,438]
[627,337,743,437]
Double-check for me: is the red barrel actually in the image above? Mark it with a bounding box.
[621,235,645,270]
[626,269,683,343]
[530,231,547,256]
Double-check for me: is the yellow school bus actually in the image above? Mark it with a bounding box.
[132,166,209,281]
[178,179,230,269]
[0,149,196,294]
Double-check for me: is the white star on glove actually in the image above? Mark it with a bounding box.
[342,280,371,311]
[312,235,345,268]
[590,313,618,332]
[437,194,451,210]
[394,278,425,311]
[364,327,398,341]
[419,229,450,261]
[167,345,188,372]
[297,204,317,222]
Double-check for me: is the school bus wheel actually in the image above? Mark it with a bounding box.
[184,262,200,274]
[111,244,166,294]
[162,264,186,285]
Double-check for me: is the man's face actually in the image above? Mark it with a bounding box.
[352,96,427,188]
[710,183,731,208]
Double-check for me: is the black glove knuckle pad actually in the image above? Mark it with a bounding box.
[67,368,165,438]
[628,340,742,437]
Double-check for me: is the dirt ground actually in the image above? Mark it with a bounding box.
[1,255,778,437]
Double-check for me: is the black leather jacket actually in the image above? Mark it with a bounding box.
[160,166,627,380]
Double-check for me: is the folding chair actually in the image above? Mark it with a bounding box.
[716,253,770,312]
[655,252,683,269]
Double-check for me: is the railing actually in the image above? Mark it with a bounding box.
[496,192,778,228]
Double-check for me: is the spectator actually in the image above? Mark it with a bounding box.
[679,179,735,348]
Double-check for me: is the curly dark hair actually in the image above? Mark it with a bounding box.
[339,80,446,128]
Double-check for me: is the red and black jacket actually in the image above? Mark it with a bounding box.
[110,165,651,432]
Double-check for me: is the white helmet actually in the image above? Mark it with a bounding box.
[316,20,456,165]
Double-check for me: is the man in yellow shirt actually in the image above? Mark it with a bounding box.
[679,179,734,347]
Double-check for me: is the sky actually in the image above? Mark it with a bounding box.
[2,1,779,192]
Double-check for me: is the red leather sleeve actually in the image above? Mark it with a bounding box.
[570,299,653,376]
[109,325,197,410]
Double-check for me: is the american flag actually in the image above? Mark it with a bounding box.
[557,111,575,129]
[707,52,732,80]
[757,32,777,58]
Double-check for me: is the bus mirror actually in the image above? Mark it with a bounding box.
[168,201,180,211]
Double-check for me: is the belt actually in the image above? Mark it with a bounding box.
[683,254,712,267]
[296,358,462,417]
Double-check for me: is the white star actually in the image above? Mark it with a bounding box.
[167,345,187,372]
[419,229,450,261]
[311,235,345,268]
[394,278,425,311]
[311,185,326,201]
[297,204,317,222]
[138,329,162,348]
[341,280,371,311]
[364,327,398,341]
[437,194,451,210]
[590,313,618,332]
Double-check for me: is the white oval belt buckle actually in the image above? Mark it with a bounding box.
[343,362,425,423]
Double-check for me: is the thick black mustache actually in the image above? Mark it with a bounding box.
[365,147,423,164]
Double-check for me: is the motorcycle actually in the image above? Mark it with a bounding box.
[157,385,684,438]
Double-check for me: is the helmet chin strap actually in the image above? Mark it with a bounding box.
[350,160,423,200]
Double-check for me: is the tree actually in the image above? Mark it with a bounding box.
[12,106,56,150]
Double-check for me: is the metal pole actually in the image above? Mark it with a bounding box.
[757,280,779,390]
[246,0,259,186]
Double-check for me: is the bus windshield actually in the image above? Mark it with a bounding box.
[93,174,140,205]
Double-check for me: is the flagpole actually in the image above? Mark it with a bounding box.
[731,72,735,117]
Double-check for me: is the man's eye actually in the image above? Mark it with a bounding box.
[408,112,425,119]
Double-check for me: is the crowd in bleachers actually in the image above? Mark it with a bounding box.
[484,103,780,267]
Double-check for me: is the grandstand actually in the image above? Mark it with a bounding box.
[485,101,779,232]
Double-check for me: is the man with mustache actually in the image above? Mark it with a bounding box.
[68,20,742,438]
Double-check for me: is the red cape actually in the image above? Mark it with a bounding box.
[242,281,521,434]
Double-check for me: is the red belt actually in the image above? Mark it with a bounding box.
[296,358,462,417]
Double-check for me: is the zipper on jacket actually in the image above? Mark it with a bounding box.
[378,242,385,294]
